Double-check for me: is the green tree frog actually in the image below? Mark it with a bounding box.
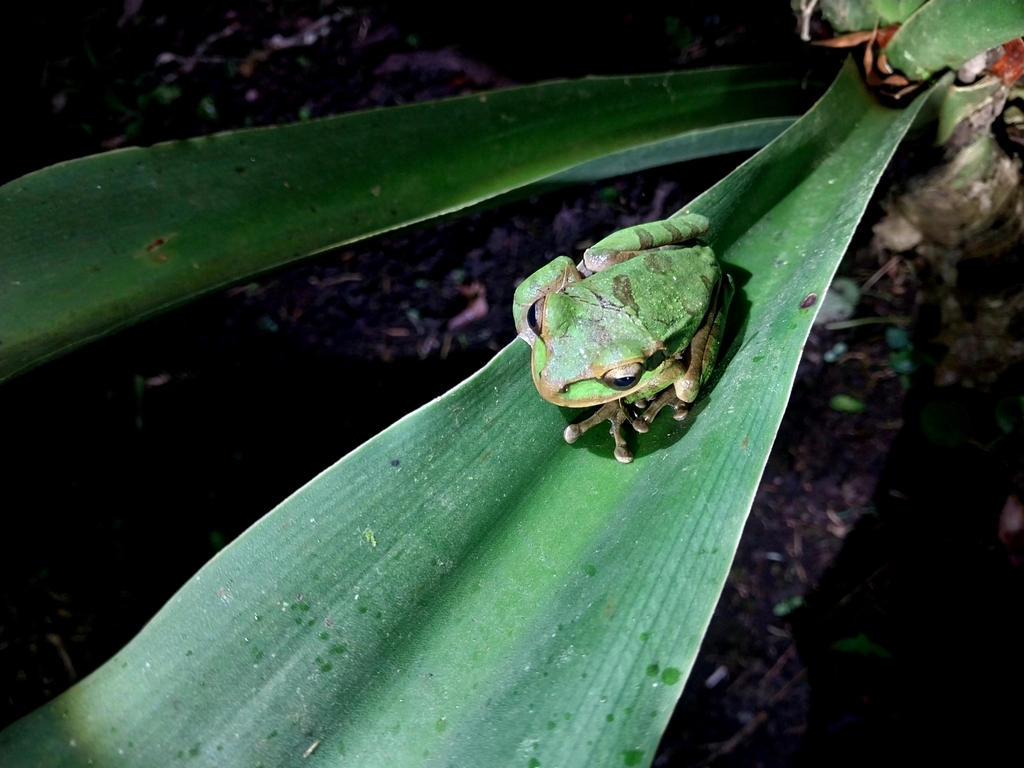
[512,212,733,463]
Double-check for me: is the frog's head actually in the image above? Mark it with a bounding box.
[531,329,674,407]
[512,256,583,345]
[514,255,675,406]
[524,292,669,406]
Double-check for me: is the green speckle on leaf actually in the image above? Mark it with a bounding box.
[639,632,649,642]
[645,663,659,677]
[363,528,377,547]
[584,563,597,577]
[622,749,645,766]
[528,759,542,768]
[435,717,447,732]
[660,667,681,685]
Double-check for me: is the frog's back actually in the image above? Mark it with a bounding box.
[575,245,720,344]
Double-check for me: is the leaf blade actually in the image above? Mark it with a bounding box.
[886,0,1024,81]
[0,66,808,382]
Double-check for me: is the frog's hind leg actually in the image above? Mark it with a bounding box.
[582,214,710,272]
[631,276,732,433]
[564,399,635,463]
[673,275,732,399]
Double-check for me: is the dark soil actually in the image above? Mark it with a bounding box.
[3,3,1023,767]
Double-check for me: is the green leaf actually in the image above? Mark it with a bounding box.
[889,349,919,374]
[885,326,910,350]
[0,65,807,382]
[819,0,927,32]
[831,394,868,413]
[995,395,1024,434]
[0,60,932,768]
[773,595,806,617]
[920,400,971,446]
[832,632,894,658]
[886,0,1024,81]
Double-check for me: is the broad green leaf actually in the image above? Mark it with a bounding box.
[886,0,1024,81]
[0,60,933,768]
[819,0,926,32]
[0,65,807,382]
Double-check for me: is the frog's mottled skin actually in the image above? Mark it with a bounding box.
[513,213,733,463]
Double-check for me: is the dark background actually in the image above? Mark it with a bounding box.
[3,3,1023,767]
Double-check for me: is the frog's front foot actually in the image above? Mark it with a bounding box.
[564,400,635,463]
[630,389,692,433]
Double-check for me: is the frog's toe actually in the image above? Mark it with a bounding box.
[613,446,634,463]
[671,405,691,421]
[630,417,650,433]
[563,424,584,444]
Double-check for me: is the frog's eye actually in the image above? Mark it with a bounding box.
[526,298,545,335]
[602,363,644,391]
